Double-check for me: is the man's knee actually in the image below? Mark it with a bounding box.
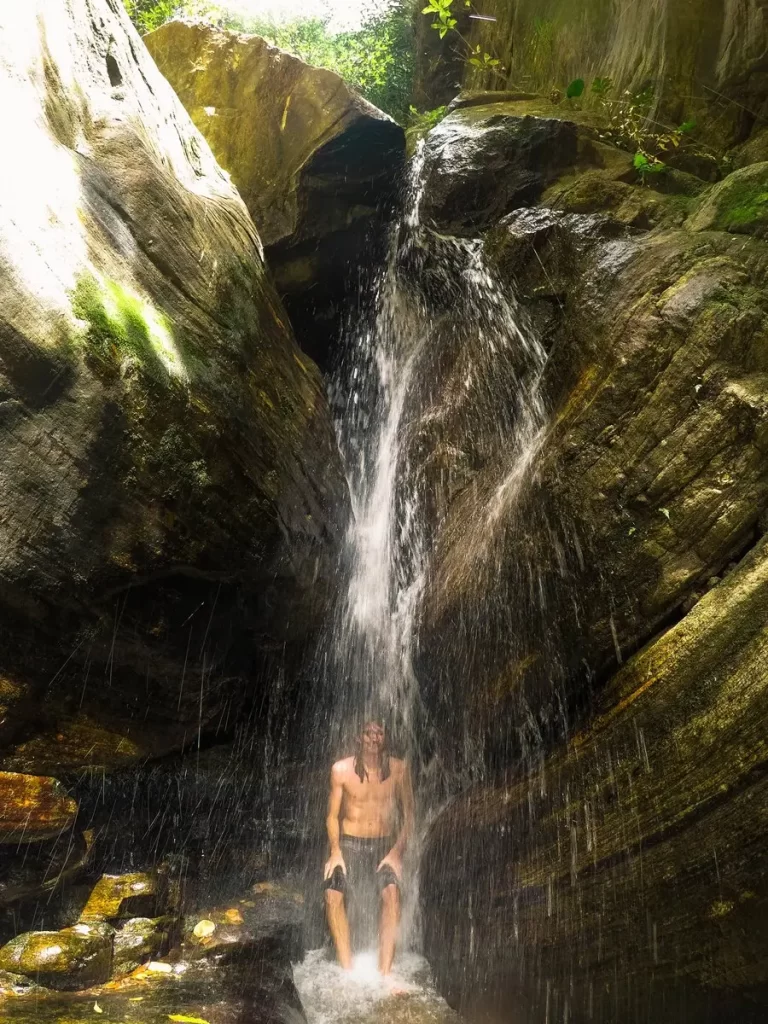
[325,887,345,908]
[380,882,399,907]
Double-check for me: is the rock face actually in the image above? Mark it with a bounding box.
[145,21,406,367]
[409,100,768,1021]
[0,0,346,776]
[423,538,768,1023]
[0,773,77,842]
[414,0,768,156]
[412,100,768,763]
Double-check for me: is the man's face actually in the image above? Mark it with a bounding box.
[362,721,385,754]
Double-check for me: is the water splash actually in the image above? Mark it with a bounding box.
[295,949,460,1024]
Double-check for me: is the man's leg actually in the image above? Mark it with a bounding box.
[378,882,400,974]
[325,887,352,970]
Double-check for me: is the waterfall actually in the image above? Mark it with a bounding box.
[295,142,553,1020]
[327,142,551,778]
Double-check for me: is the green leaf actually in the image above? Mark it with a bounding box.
[566,78,585,98]
[633,151,649,169]
[438,25,448,37]
[591,76,613,97]
[678,118,697,134]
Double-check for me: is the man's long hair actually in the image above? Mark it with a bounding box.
[354,720,391,783]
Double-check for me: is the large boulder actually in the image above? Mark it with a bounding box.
[398,102,768,1019]
[0,0,347,774]
[408,102,768,767]
[145,21,406,366]
[422,536,768,1023]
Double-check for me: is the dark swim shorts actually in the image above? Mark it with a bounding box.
[324,835,400,895]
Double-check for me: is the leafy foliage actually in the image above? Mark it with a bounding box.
[582,76,698,181]
[422,0,457,40]
[121,1,415,123]
[566,78,585,99]
[420,0,505,78]
[124,0,179,34]
[407,104,448,136]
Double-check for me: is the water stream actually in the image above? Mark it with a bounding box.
[296,143,551,1021]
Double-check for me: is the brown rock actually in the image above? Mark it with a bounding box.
[80,871,167,924]
[144,20,404,366]
[0,772,77,843]
[422,538,768,1022]
[0,0,347,772]
[0,922,114,991]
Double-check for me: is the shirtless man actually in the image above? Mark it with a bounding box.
[323,718,414,974]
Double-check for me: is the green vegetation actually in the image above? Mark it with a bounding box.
[405,104,448,152]
[72,273,185,379]
[421,0,504,77]
[565,75,699,181]
[124,0,179,33]
[122,1,415,123]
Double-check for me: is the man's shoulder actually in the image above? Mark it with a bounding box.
[331,756,354,777]
[389,756,406,775]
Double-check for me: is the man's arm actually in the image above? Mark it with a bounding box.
[324,763,346,879]
[379,760,414,878]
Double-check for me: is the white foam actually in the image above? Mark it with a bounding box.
[294,947,458,1024]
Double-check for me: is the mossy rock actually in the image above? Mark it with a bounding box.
[688,163,768,238]
[113,916,175,974]
[0,772,77,843]
[0,923,113,991]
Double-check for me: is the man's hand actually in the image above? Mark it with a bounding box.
[377,849,403,880]
[324,851,346,880]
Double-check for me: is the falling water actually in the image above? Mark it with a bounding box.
[297,142,552,1019]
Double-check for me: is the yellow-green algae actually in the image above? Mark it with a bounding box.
[72,273,186,379]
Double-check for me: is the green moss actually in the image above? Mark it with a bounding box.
[71,273,185,379]
[727,188,768,226]
[688,163,768,237]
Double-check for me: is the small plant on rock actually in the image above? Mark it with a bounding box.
[421,0,506,79]
[587,78,697,181]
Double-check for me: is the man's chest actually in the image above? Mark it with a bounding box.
[343,775,395,805]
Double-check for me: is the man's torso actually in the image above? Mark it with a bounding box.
[338,756,402,839]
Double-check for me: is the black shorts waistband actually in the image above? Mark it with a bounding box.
[340,834,392,852]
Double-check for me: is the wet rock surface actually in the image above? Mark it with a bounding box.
[1,888,308,1023]
[423,537,768,1023]
[403,100,768,1021]
[0,772,78,842]
[419,107,581,234]
[113,917,175,974]
[0,921,114,991]
[145,21,405,367]
[0,0,346,780]
[411,101,768,760]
